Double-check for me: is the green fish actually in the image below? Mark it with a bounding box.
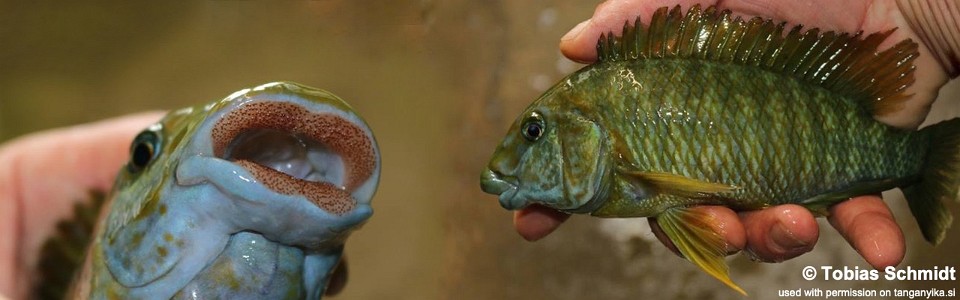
[480,5,960,294]
[37,82,380,299]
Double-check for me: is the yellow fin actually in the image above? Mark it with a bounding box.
[618,168,737,198]
[657,207,746,295]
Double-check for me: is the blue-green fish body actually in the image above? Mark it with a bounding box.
[64,82,380,299]
[556,58,927,217]
[481,5,960,294]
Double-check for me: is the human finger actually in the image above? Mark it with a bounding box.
[828,195,905,269]
[513,204,571,241]
[560,0,714,63]
[559,0,947,128]
[0,111,165,299]
[739,204,819,262]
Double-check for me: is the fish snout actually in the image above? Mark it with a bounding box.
[480,169,521,210]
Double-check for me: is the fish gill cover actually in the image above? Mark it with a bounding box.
[481,4,960,295]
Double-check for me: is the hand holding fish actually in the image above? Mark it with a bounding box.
[0,113,164,300]
[558,0,957,129]
[492,0,960,294]
[516,196,902,267]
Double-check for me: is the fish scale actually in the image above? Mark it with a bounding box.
[607,60,917,209]
[482,5,960,294]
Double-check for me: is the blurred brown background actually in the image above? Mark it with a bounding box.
[1,1,958,299]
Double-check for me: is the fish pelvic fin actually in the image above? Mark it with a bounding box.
[618,167,738,199]
[905,118,960,245]
[596,4,918,116]
[656,207,746,295]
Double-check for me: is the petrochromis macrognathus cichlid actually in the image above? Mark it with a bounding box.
[481,5,960,295]
[42,82,380,299]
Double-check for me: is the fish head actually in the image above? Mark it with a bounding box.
[481,83,610,212]
[96,82,380,297]
[110,81,381,244]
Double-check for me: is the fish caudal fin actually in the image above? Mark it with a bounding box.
[905,118,960,244]
[655,207,746,295]
[596,5,919,116]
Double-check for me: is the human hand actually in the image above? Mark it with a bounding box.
[516,0,959,269]
[0,113,347,299]
[560,0,955,129]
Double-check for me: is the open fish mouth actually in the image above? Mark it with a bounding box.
[480,169,521,210]
[211,101,376,216]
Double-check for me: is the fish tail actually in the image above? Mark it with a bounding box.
[904,118,960,245]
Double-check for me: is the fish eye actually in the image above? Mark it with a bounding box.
[521,113,545,142]
[128,129,161,173]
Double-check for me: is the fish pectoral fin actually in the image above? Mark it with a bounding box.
[618,168,737,199]
[656,207,746,295]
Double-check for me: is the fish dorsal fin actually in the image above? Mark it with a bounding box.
[596,5,919,116]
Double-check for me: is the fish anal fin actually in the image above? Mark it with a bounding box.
[799,177,912,216]
[618,168,737,199]
[656,207,747,295]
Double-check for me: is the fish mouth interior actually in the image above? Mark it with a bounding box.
[210,101,361,216]
[223,128,344,185]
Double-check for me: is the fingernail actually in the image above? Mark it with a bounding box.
[561,20,589,42]
[771,221,809,253]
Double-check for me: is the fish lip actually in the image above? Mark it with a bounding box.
[326,204,373,233]
[480,169,522,210]
[204,97,380,215]
[176,155,374,248]
[176,156,341,214]
[207,94,379,207]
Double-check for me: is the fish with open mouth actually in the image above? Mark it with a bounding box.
[481,5,960,295]
[39,82,380,299]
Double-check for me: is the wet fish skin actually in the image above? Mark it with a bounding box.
[60,82,380,300]
[481,5,960,294]
[570,59,926,216]
[484,54,926,218]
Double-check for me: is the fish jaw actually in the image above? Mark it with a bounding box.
[175,88,379,244]
[480,169,524,210]
[80,82,379,299]
[176,155,374,247]
[209,98,380,205]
